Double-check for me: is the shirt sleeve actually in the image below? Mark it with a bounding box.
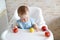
[17,20,23,29]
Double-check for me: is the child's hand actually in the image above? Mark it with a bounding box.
[13,26,18,28]
[35,28,39,32]
[33,24,39,32]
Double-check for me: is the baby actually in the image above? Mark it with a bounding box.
[17,5,39,31]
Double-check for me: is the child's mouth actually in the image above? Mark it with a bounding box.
[21,18,28,22]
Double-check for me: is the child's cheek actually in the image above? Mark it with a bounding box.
[26,17,28,21]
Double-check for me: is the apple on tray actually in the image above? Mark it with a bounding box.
[41,26,47,31]
[30,28,35,33]
[45,31,50,37]
[13,26,18,33]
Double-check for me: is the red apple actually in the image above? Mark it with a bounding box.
[41,26,47,31]
[45,31,50,37]
[13,28,18,33]
[13,26,18,33]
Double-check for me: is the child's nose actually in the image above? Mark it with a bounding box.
[22,18,25,21]
[23,18,25,20]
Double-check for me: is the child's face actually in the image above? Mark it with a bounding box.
[18,12,29,22]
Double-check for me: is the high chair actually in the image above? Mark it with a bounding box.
[1,7,54,40]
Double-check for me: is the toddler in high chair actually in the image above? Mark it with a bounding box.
[15,5,39,32]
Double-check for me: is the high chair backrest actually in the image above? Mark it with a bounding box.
[13,7,47,28]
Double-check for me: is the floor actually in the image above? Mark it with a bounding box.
[48,17,60,40]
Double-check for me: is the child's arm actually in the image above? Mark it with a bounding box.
[32,24,39,32]
[30,18,39,31]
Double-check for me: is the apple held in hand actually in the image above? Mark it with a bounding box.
[45,31,50,37]
[41,26,47,31]
[13,26,18,33]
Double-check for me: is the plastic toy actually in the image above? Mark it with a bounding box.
[30,28,35,33]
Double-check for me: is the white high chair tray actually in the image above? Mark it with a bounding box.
[1,29,54,40]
